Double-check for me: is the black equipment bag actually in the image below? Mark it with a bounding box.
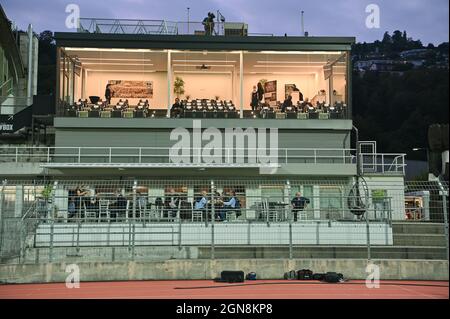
[246,272,257,280]
[221,270,245,283]
[297,269,313,280]
[284,270,297,280]
[312,273,325,281]
[324,272,344,283]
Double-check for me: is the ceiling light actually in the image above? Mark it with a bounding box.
[82,63,154,66]
[172,60,237,63]
[248,71,316,75]
[64,48,154,52]
[253,65,322,68]
[173,64,234,67]
[256,61,325,64]
[258,51,343,55]
[86,69,157,73]
[79,58,153,62]
[174,71,232,74]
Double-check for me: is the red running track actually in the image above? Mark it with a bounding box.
[0,280,448,299]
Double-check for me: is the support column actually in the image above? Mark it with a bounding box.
[239,51,244,118]
[27,24,33,100]
[167,50,172,117]
[328,69,334,106]
[15,185,24,218]
[81,68,86,100]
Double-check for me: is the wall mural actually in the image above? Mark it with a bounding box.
[285,84,296,99]
[108,80,153,98]
[264,80,277,106]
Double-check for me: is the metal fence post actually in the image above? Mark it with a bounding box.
[131,181,137,260]
[128,217,132,259]
[210,180,215,259]
[442,192,449,261]
[49,219,54,262]
[19,220,26,264]
[76,220,81,254]
[0,180,7,257]
[178,215,182,250]
[366,211,371,261]
[287,180,293,259]
[51,181,58,220]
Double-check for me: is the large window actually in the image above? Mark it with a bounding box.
[57,47,350,118]
[170,50,239,103]
[243,51,348,108]
[60,48,167,109]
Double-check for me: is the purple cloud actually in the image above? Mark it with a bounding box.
[1,0,448,44]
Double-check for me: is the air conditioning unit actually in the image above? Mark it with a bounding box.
[224,23,248,36]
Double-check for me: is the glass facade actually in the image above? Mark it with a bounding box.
[56,47,350,119]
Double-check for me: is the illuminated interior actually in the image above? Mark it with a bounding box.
[58,47,349,117]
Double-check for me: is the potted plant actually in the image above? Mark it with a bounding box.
[41,185,53,201]
[173,77,185,99]
[39,185,53,219]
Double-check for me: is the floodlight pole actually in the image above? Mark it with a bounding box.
[301,11,304,36]
[187,8,190,34]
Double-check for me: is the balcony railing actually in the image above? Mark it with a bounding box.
[77,18,254,36]
[360,153,407,175]
[0,146,406,175]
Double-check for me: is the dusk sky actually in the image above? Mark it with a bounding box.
[2,0,449,44]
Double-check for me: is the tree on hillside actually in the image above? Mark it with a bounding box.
[37,30,56,95]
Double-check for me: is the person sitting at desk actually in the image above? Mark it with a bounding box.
[194,191,208,220]
[75,186,88,219]
[170,98,183,118]
[137,191,147,211]
[164,188,179,218]
[110,191,127,222]
[281,95,293,112]
[219,191,238,221]
[291,192,310,222]
[300,98,313,112]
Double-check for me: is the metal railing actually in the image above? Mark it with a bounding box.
[0,146,354,164]
[360,153,407,175]
[0,146,407,174]
[78,18,178,35]
[0,96,33,114]
[0,179,448,263]
[0,78,13,97]
[77,18,249,36]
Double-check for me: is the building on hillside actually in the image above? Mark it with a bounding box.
[0,5,38,133]
[1,17,423,254]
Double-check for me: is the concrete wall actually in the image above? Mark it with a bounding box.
[0,259,447,283]
[33,222,393,247]
[54,118,352,150]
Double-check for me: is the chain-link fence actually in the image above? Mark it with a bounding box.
[0,178,448,264]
